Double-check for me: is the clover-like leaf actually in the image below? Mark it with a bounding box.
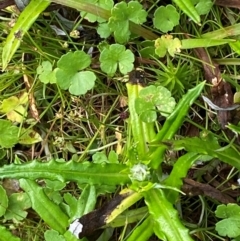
[99,44,134,76]
[155,35,182,57]
[0,93,28,123]
[55,51,96,95]
[0,120,19,148]
[80,0,114,23]
[108,1,147,43]
[215,204,240,238]
[37,61,56,84]
[153,5,180,33]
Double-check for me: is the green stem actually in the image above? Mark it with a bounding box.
[126,83,147,160]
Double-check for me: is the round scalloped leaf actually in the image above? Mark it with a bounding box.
[100,44,134,76]
[153,5,180,33]
[108,1,147,43]
[57,51,91,72]
[135,97,156,123]
[69,71,96,96]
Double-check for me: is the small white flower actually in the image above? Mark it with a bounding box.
[129,164,149,181]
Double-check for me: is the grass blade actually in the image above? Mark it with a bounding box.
[2,0,50,70]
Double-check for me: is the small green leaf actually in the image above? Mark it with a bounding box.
[45,180,66,191]
[97,22,112,38]
[108,1,147,43]
[64,185,96,223]
[0,185,8,217]
[193,0,213,15]
[68,71,96,96]
[92,152,109,164]
[44,230,65,241]
[135,97,156,123]
[4,192,31,221]
[100,44,134,76]
[215,204,240,238]
[55,51,96,95]
[0,94,28,123]
[57,51,91,72]
[154,86,176,117]
[135,85,176,121]
[37,61,56,84]
[155,35,181,57]
[172,132,240,170]
[108,150,118,164]
[153,5,180,33]
[0,120,19,148]
[0,225,21,241]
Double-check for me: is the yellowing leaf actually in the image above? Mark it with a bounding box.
[19,128,42,145]
[155,35,182,57]
[7,105,26,123]
[0,94,28,123]
[19,92,28,104]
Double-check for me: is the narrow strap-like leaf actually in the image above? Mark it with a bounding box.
[0,160,130,185]
[144,189,194,241]
[172,0,200,25]
[2,0,50,70]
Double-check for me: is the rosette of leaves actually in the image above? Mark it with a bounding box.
[55,51,96,96]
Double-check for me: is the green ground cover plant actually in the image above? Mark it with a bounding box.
[1,0,240,240]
